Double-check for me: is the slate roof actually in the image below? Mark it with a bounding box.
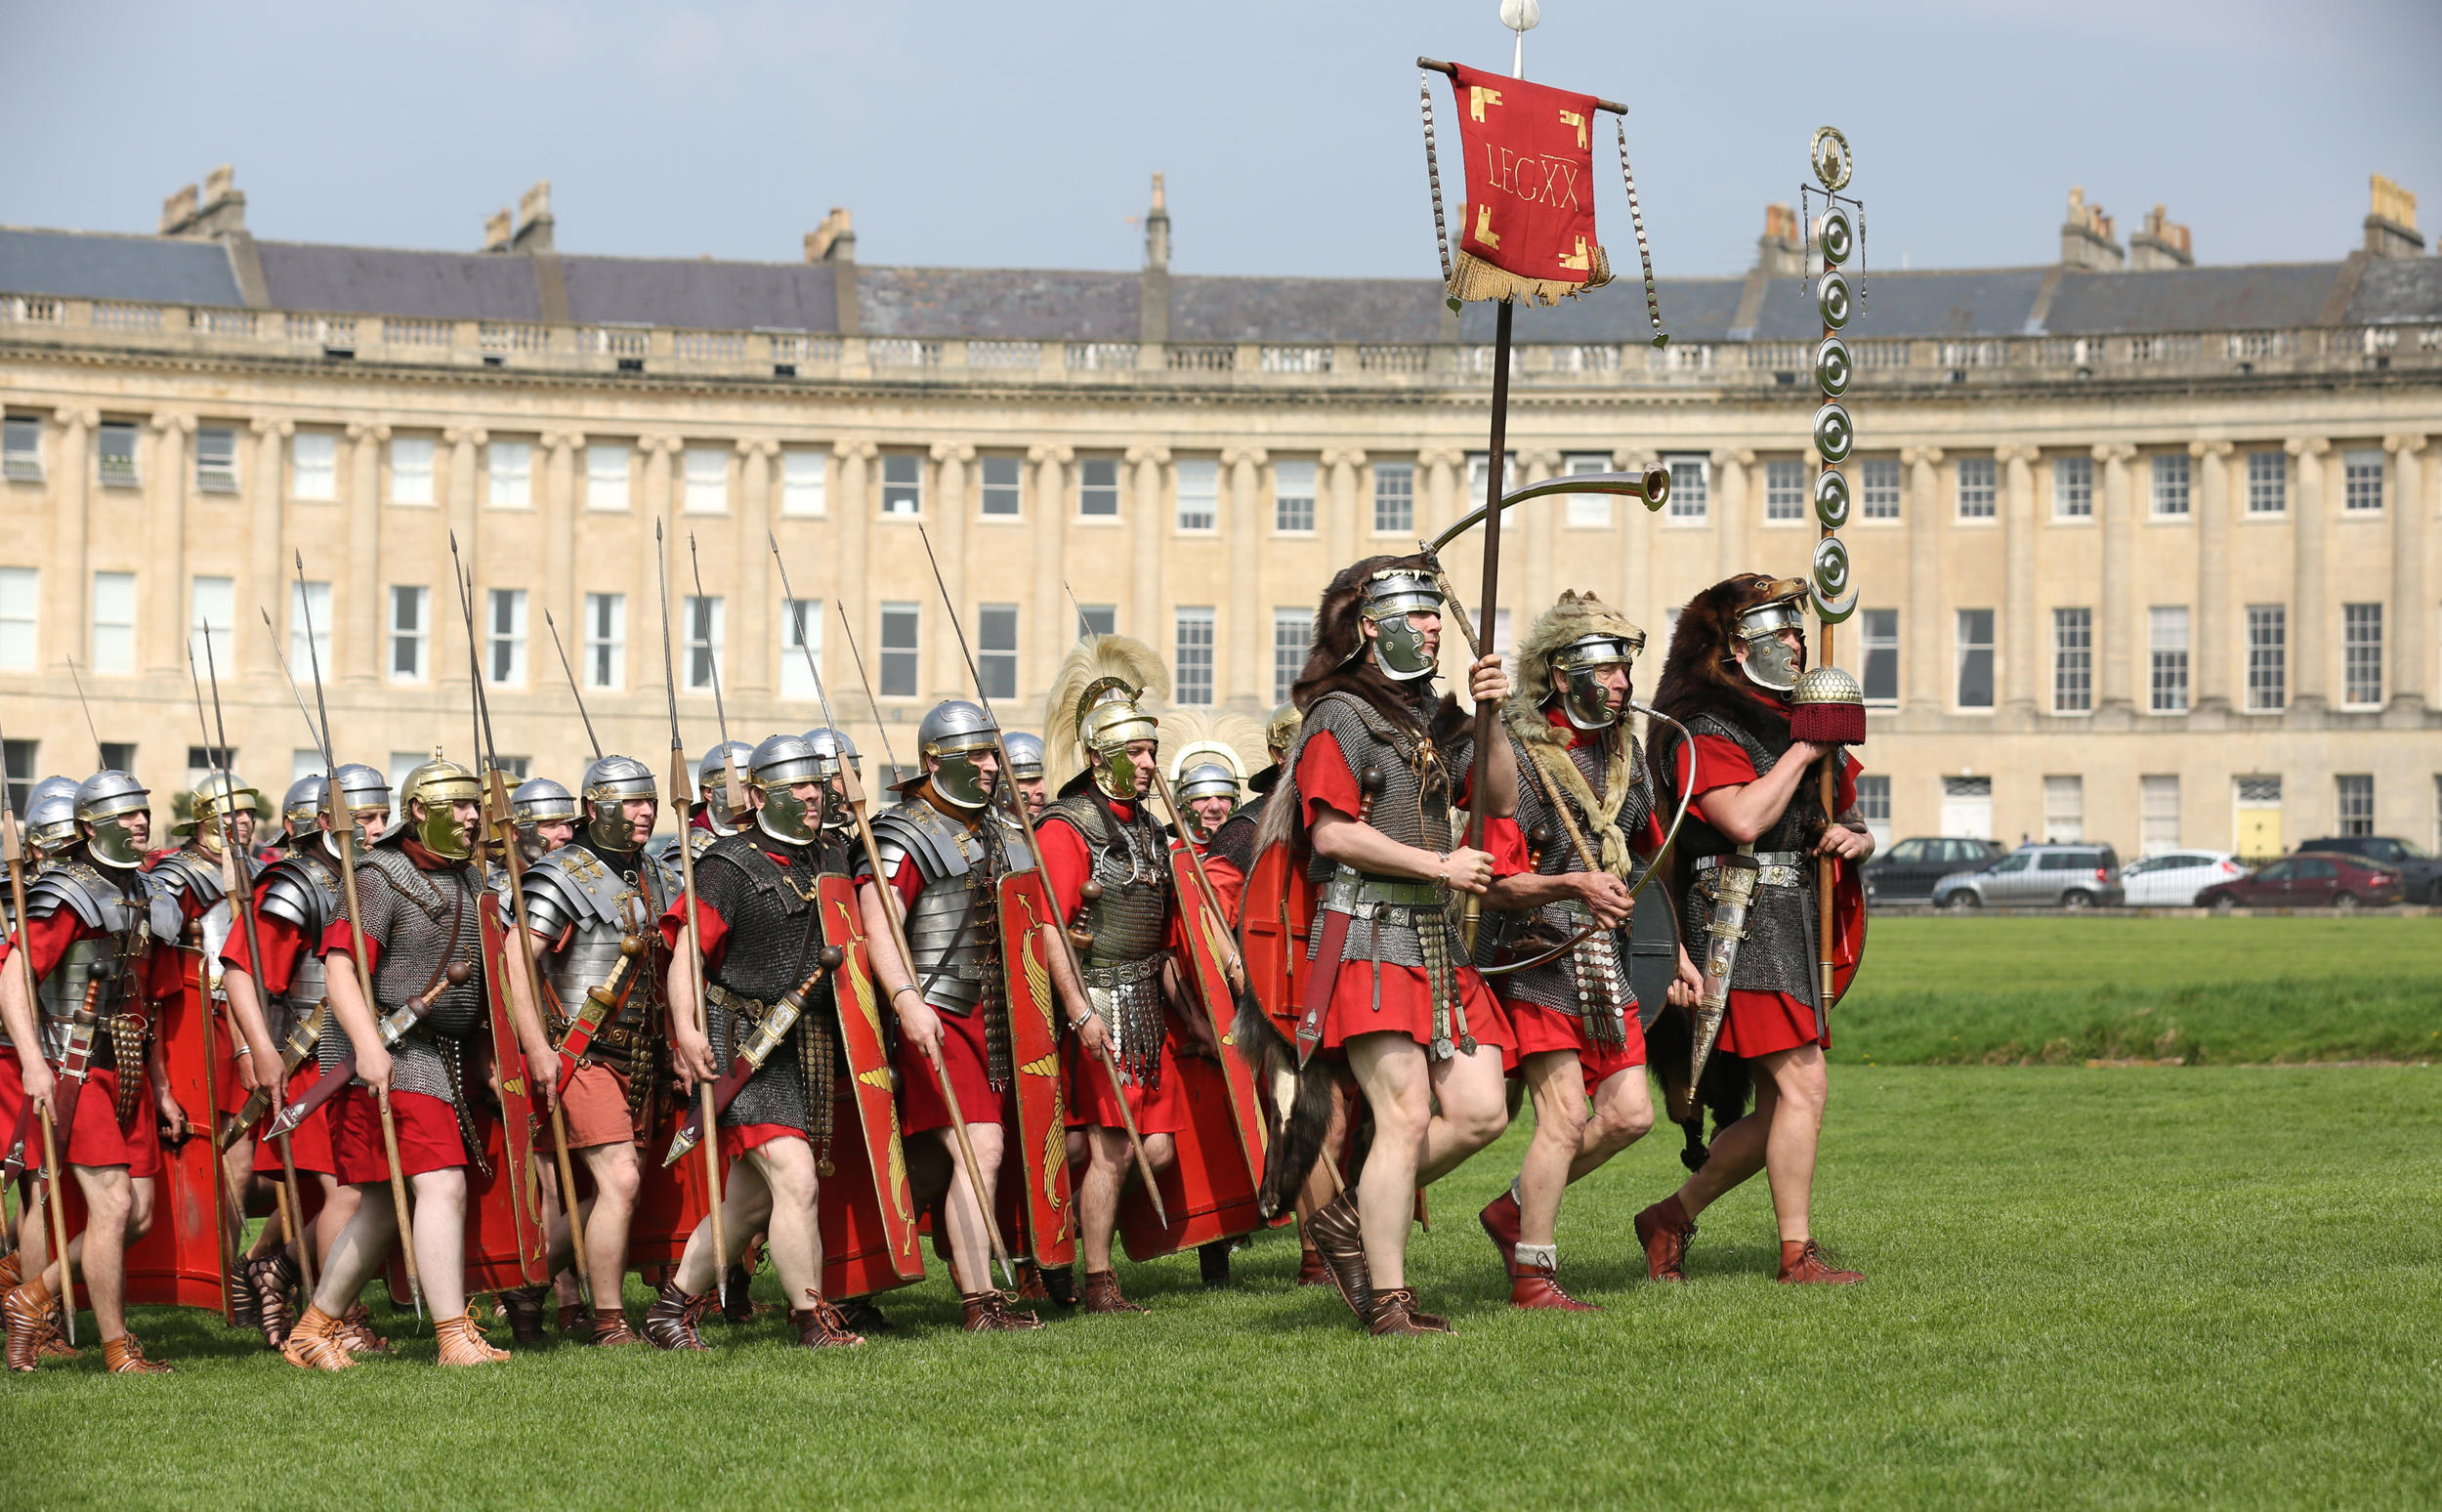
[1,223,2433,341]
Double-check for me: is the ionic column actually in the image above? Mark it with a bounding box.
[1127,445,1168,634]
[834,441,875,631]
[145,412,194,676]
[245,417,291,678]
[1903,446,1945,709]
[928,441,973,699]
[1029,444,1072,680]
[2191,440,2236,713]
[1228,446,1268,705]
[1322,448,1364,567]
[343,422,387,684]
[2384,434,2429,713]
[2095,443,2138,712]
[1713,447,1751,579]
[1516,448,1560,618]
[541,431,582,647]
[2287,437,2331,710]
[736,438,779,699]
[48,409,96,665]
[2000,444,2041,713]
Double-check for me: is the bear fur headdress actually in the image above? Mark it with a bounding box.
[1288,553,1465,744]
[1653,573,1806,758]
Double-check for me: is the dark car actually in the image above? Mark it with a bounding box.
[1932,843,2124,909]
[2195,853,2407,910]
[2296,836,2442,904]
[1863,836,2006,904]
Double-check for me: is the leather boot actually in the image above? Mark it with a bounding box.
[1040,1265,1078,1309]
[790,1289,867,1348]
[557,1301,594,1335]
[280,1305,355,1371]
[720,1260,759,1323]
[1776,1239,1863,1285]
[38,1301,77,1359]
[590,1311,641,1346]
[436,1311,511,1365]
[1078,1269,1149,1315]
[339,1302,391,1354]
[1367,1287,1452,1337]
[226,1260,262,1335]
[102,1332,173,1373]
[0,1251,19,1289]
[834,1298,892,1335]
[1633,1195,1697,1282]
[1478,1188,1522,1274]
[1012,1260,1049,1301]
[1295,1243,1330,1287]
[497,1284,550,1345]
[643,1279,711,1351]
[1509,1255,1600,1312]
[245,1253,299,1348]
[1304,1190,1373,1323]
[1197,1239,1232,1287]
[6,1277,55,1372]
[959,1289,1046,1332]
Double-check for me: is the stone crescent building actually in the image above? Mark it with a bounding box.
[2,169,2437,862]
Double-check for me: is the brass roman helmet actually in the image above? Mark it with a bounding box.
[1262,702,1300,760]
[1074,677,1158,801]
[180,770,265,853]
[398,753,484,861]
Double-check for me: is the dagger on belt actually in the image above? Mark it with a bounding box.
[1686,851,1759,1088]
[262,962,471,1141]
[219,1000,328,1151]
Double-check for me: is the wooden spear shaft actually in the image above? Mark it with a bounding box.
[1459,298,1516,953]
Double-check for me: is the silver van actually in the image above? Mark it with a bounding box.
[1932,844,2125,909]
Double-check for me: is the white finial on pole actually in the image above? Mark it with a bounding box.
[1499,0,1539,76]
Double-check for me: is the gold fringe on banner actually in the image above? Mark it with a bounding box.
[1446,243,1613,308]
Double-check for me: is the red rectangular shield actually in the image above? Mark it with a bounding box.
[820,873,922,1283]
[1164,843,1267,1189]
[994,869,1074,1269]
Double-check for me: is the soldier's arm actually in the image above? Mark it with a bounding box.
[1694,740,1834,844]
[1312,809,1495,895]
[505,927,564,1088]
[219,966,283,1095]
[854,877,946,1067]
[0,940,47,1102]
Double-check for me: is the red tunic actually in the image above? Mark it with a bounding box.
[1037,801,1188,1137]
[0,906,179,1176]
[1293,730,1515,1060]
[1675,717,1859,1058]
[853,846,1006,1139]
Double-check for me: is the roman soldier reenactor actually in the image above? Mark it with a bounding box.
[1,770,188,1373]
[1003,732,1049,819]
[281,756,507,1368]
[1173,763,1242,846]
[504,754,674,1346]
[652,734,866,1351]
[1633,574,1872,1286]
[1240,556,1520,1335]
[802,729,865,837]
[686,740,757,861]
[1471,593,1702,1310]
[1201,703,1295,893]
[508,776,580,865]
[217,765,393,1351]
[854,700,1045,1333]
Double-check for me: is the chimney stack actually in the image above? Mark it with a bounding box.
[2128,204,2193,271]
[484,208,513,253]
[2364,174,2424,259]
[804,207,856,263]
[159,165,246,237]
[511,180,555,254]
[1756,203,1804,276]
[1144,172,1171,273]
[2060,187,2125,272]
[1139,173,1172,346]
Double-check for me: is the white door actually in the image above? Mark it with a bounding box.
[1940,777,1994,839]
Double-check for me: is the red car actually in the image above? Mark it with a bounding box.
[2195,853,2407,910]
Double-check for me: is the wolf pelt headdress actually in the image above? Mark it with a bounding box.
[1502,589,1647,879]
[1040,633,1171,794]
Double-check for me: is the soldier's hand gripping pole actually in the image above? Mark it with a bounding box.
[654,523,729,1306]
[0,704,76,1343]
[782,537,1013,1286]
[914,527,1166,1226]
[293,552,421,1320]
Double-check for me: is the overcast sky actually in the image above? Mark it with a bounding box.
[5,0,2437,279]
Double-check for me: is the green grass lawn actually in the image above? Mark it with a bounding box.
[1837,914,2442,1066]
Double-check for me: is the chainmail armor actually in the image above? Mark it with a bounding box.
[1041,793,1173,1087]
[1677,714,1821,1006]
[693,832,844,1134]
[329,845,487,1111]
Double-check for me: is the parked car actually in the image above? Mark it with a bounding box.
[2295,836,2442,904]
[1863,836,2007,904]
[2194,853,2406,910]
[1932,844,2124,909]
[2121,850,2245,906]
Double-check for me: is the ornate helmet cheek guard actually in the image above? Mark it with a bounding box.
[1263,702,1300,759]
[398,755,483,861]
[696,740,754,836]
[800,730,861,831]
[1074,679,1158,801]
[1000,732,1045,782]
[916,700,998,813]
[25,776,83,855]
[74,770,150,870]
[1550,629,1645,731]
[1732,579,1810,694]
[746,734,825,845]
[579,755,657,852]
[1350,567,1444,681]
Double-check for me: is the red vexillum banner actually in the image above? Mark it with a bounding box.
[1446,61,1611,303]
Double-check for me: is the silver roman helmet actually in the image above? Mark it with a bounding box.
[1002,732,1045,782]
[1353,567,1445,681]
[25,776,82,855]
[746,733,825,845]
[75,769,151,869]
[1074,679,1158,801]
[1550,627,1646,731]
[282,775,328,833]
[1732,578,1810,694]
[916,700,998,812]
[1176,762,1242,807]
[330,763,393,820]
[696,740,755,836]
[801,730,861,831]
[510,776,578,827]
[580,755,658,852]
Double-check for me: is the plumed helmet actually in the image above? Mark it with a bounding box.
[747,733,824,844]
[1263,702,1300,756]
[1074,680,1158,801]
[398,754,483,861]
[24,776,82,853]
[509,776,578,824]
[75,769,150,869]
[1001,732,1045,780]
[916,700,998,812]
[282,775,328,830]
[1176,762,1242,806]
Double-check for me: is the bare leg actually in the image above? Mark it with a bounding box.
[313,1174,358,1269]
[1671,1074,1778,1218]
[306,1182,396,1318]
[671,1154,775,1295]
[57,1166,144,1338]
[1076,1127,1176,1272]
[932,1122,1006,1293]
[1416,1041,1509,1187]
[577,1141,641,1309]
[407,1167,469,1320]
[1755,1045,1828,1242]
[1345,1034,1430,1292]
[1514,1050,1588,1248]
[742,1138,821,1302]
[1567,1064,1656,1182]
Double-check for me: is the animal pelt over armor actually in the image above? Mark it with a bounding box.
[1640,572,1832,1168]
[1233,554,1470,1215]
[1041,633,1171,792]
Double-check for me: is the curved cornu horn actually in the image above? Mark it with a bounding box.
[1424,468,1672,555]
